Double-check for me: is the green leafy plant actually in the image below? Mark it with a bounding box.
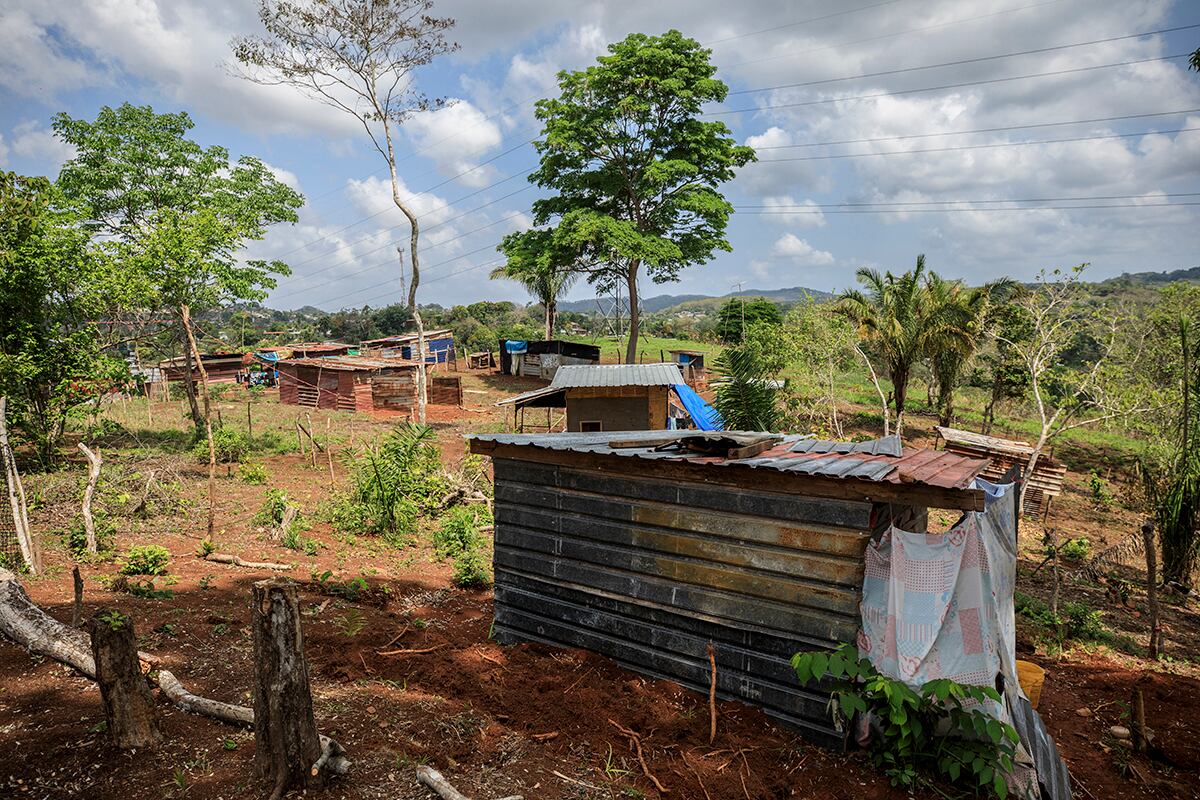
[253,489,291,526]
[1088,470,1114,507]
[1057,537,1091,563]
[791,644,1018,797]
[191,426,250,464]
[198,538,216,557]
[433,505,492,558]
[237,461,268,484]
[98,610,127,630]
[281,527,319,555]
[451,547,492,588]
[119,544,171,576]
[333,424,446,545]
[66,513,117,556]
[333,609,367,637]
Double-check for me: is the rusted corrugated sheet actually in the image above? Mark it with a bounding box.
[472,431,988,491]
[490,456,875,746]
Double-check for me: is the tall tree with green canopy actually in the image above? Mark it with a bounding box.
[53,104,304,434]
[0,172,130,464]
[492,229,579,339]
[715,297,783,344]
[516,29,755,363]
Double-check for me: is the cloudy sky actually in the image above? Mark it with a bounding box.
[2,0,1198,311]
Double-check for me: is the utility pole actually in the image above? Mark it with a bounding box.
[732,281,746,340]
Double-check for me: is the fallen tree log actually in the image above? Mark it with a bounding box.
[0,568,348,777]
[204,553,293,571]
[416,764,523,800]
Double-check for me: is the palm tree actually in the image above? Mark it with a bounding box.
[494,229,579,339]
[836,256,936,435]
[923,274,1013,427]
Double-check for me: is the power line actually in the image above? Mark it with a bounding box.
[704,0,907,45]
[750,109,1200,150]
[709,53,1192,116]
[727,23,1200,95]
[734,192,1200,208]
[756,127,1199,162]
[729,205,1200,217]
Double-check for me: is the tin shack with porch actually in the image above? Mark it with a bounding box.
[467,430,989,745]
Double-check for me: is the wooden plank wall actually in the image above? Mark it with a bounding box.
[371,370,418,412]
[491,456,877,746]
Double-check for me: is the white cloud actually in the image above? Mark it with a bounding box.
[263,161,301,192]
[771,233,835,265]
[756,195,826,227]
[404,99,504,186]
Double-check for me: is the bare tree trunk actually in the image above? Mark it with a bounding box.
[252,578,323,798]
[179,325,203,431]
[89,610,161,749]
[853,346,890,437]
[625,261,641,365]
[181,305,216,540]
[892,364,909,437]
[72,566,83,628]
[77,443,102,554]
[0,397,39,573]
[1143,519,1160,658]
[545,300,554,341]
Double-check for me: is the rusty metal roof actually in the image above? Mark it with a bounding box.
[468,430,988,491]
[550,363,685,387]
[361,329,454,345]
[276,355,418,371]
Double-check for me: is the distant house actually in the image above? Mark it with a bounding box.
[498,363,720,432]
[361,329,455,365]
[498,339,601,381]
[276,355,419,414]
[158,353,245,385]
[667,348,708,388]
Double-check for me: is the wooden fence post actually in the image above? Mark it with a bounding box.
[89,610,160,749]
[72,567,83,628]
[1143,519,1160,658]
[252,578,323,796]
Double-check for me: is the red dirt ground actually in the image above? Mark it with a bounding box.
[1,376,1198,799]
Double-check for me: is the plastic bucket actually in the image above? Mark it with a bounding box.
[1016,660,1046,709]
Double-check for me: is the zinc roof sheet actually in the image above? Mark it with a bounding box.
[276,355,418,371]
[549,363,685,388]
[468,430,987,491]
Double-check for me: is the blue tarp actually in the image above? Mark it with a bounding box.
[671,383,723,431]
[504,340,528,354]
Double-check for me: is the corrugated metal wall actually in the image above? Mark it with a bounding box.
[491,456,877,746]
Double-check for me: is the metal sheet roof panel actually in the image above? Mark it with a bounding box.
[548,363,685,388]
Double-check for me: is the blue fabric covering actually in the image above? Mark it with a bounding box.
[671,383,723,431]
[504,340,528,354]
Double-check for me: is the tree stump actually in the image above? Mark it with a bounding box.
[89,610,160,749]
[252,578,323,796]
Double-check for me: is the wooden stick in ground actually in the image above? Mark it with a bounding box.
[707,641,718,744]
[609,719,670,794]
[72,567,83,628]
[1142,519,1160,658]
[295,419,305,457]
[246,400,253,440]
[305,413,317,467]
[76,443,103,554]
[0,397,38,573]
[89,610,161,749]
[180,304,216,540]
[252,578,325,797]
[1132,687,1147,753]
[325,417,335,487]
[414,764,524,800]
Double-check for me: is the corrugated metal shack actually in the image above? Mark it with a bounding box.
[158,352,245,385]
[468,430,989,746]
[361,329,456,366]
[498,339,601,380]
[934,426,1066,518]
[497,363,687,432]
[276,355,419,413]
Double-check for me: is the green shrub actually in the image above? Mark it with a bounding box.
[452,548,492,588]
[66,514,116,556]
[1058,537,1091,563]
[434,505,492,558]
[120,544,171,576]
[192,427,250,464]
[238,461,268,484]
[792,644,1018,797]
[254,489,291,526]
[333,424,446,544]
[281,527,319,555]
[1062,601,1104,640]
[1088,470,1115,507]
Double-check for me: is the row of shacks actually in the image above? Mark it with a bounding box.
[155,331,459,416]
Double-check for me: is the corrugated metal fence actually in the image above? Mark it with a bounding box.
[491,456,876,746]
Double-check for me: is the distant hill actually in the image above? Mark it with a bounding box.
[558,285,834,314]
